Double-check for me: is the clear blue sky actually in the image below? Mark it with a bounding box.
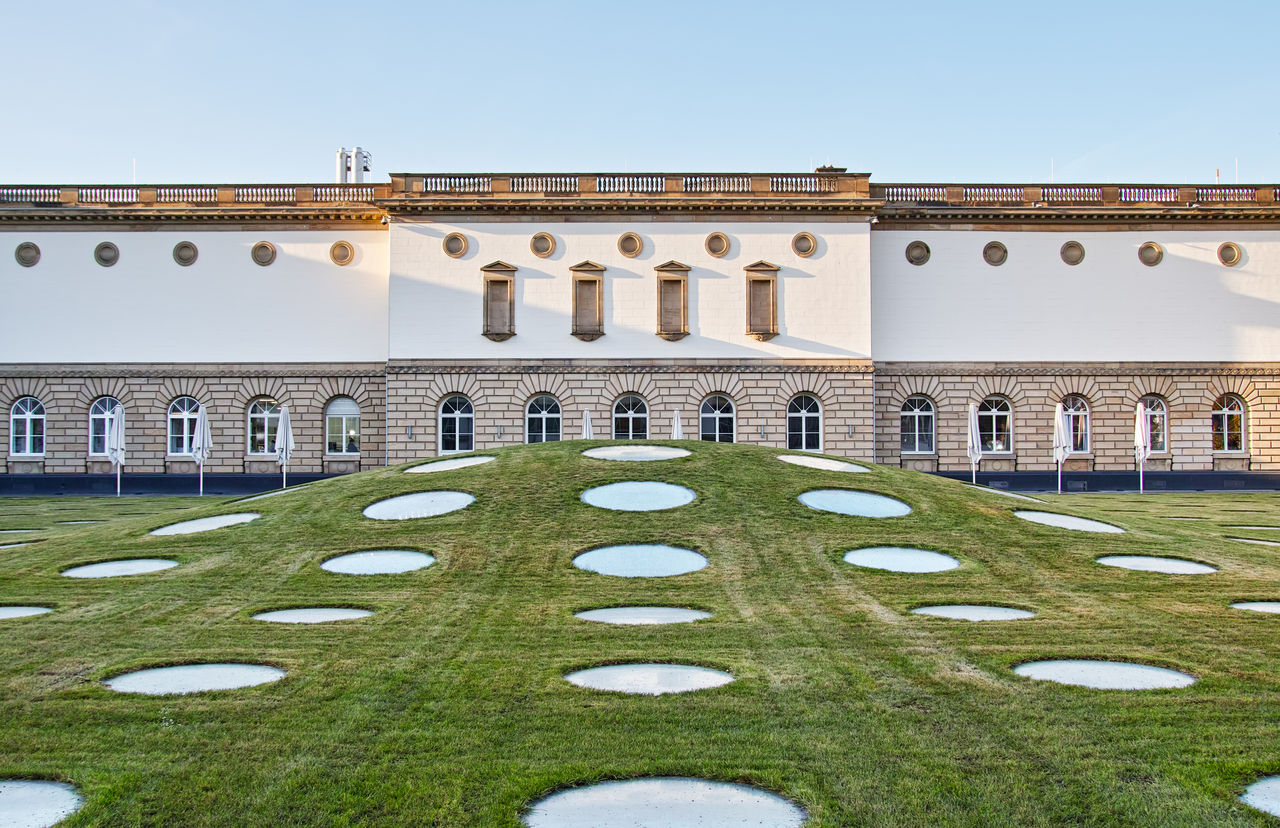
[2,0,1277,184]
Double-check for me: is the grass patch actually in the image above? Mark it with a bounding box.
[2,442,1280,825]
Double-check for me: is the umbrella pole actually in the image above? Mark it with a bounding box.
[115,465,121,497]
[282,463,287,490]
[198,462,204,497]
[1139,463,1144,494]
[970,461,976,485]
[1057,462,1062,495]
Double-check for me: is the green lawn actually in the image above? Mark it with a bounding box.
[2,441,1280,825]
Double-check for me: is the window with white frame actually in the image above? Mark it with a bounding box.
[613,395,648,440]
[246,398,281,455]
[1212,395,1245,452]
[900,396,935,454]
[1062,395,1090,453]
[439,395,474,454]
[1141,395,1168,453]
[326,397,361,454]
[699,395,735,442]
[978,396,1012,454]
[10,396,45,456]
[787,394,822,452]
[88,396,121,455]
[167,396,200,455]
[526,395,561,444]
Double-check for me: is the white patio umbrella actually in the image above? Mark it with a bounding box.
[1133,402,1152,493]
[582,410,594,440]
[274,404,295,489]
[190,404,213,497]
[105,404,126,497]
[1051,402,1072,495]
[671,410,684,440]
[965,403,983,484]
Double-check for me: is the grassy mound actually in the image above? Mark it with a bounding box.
[2,441,1280,825]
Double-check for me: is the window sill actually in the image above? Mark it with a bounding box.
[9,454,45,459]
[901,451,937,458]
[1212,450,1248,456]
[483,331,515,342]
[572,330,605,341]
[325,452,360,457]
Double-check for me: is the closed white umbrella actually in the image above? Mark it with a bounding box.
[1051,402,1072,494]
[1133,403,1152,493]
[190,404,213,497]
[965,403,983,484]
[582,410,594,440]
[105,404,126,496]
[274,404,295,489]
[671,410,684,440]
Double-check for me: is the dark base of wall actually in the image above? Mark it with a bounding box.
[0,473,339,497]
[936,470,1280,493]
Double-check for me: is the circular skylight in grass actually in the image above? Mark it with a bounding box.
[0,606,52,620]
[321,550,434,575]
[799,489,910,518]
[523,777,806,828]
[1231,602,1280,615]
[406,456,495,473]
[1013,511,1123,533]
[1013,660,1195,690]
[581,482,696,512]
[565,663,734,695]
[149,513,259,536]
[1242,777,1280,818]
[963,484,1044,503]
[0,779,82,828]
[61,559,177,579]
[252,608,372,624]
[777,454,868,473]
[1096,556,1216,575]
[363,491,473,520]
[573,544,706,578]
[238,485,312,502]
[575,607,711,625]
[583,445,690,462]
[843,547,958,573]
[105,663,285,695]
[912,605,1033,621]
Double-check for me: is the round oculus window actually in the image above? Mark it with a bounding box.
[530,232,555,258]
[791,232,816,258]
[94,242,119,267]
[1060,240,1085,266]
[982,241,1008,266]
[618,232,643,258]
[251,241,277,266]
[705,232,729,258]
[904,240,930,266]
[443,233,468,258]
[1138,242,1163,267]
[14,241,40,267]
[1217,241,1242,267]
[329,240,355,266]
[172,241,198,266]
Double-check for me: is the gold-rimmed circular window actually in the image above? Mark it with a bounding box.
[705,232,729,258]
[443,232,469,259]
[904,240,930,266]
[14,242,40,267]
[172,241,198,267]
[1060,240,1085,266]
[1217,241,1242,267]
[251,241,277,266]
[791,232,816,258]
[1138,241,1163,267]
[530,232,556,258]
[982,241,1008,266]
[329,240,355,266]
[94,242,119,267]
[618,232,643,258]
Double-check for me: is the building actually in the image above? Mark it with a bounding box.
[2,171,1278,479]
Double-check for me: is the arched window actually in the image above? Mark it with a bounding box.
[1141,395,1168,453]
[439,395,474,454]
[1212,395,1246,452]
[787,394,822,452]
[88,396,121,455]
[900,396,935,454]
[613,395,648,440]
[699,395,735,443]
[10,397,45,456]
[1062,395,1090,453]
[326,397,361,454]
[167,396,200,455]
[978,396,1012,454]
[246,398,281,455]
[526,395,561,444]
